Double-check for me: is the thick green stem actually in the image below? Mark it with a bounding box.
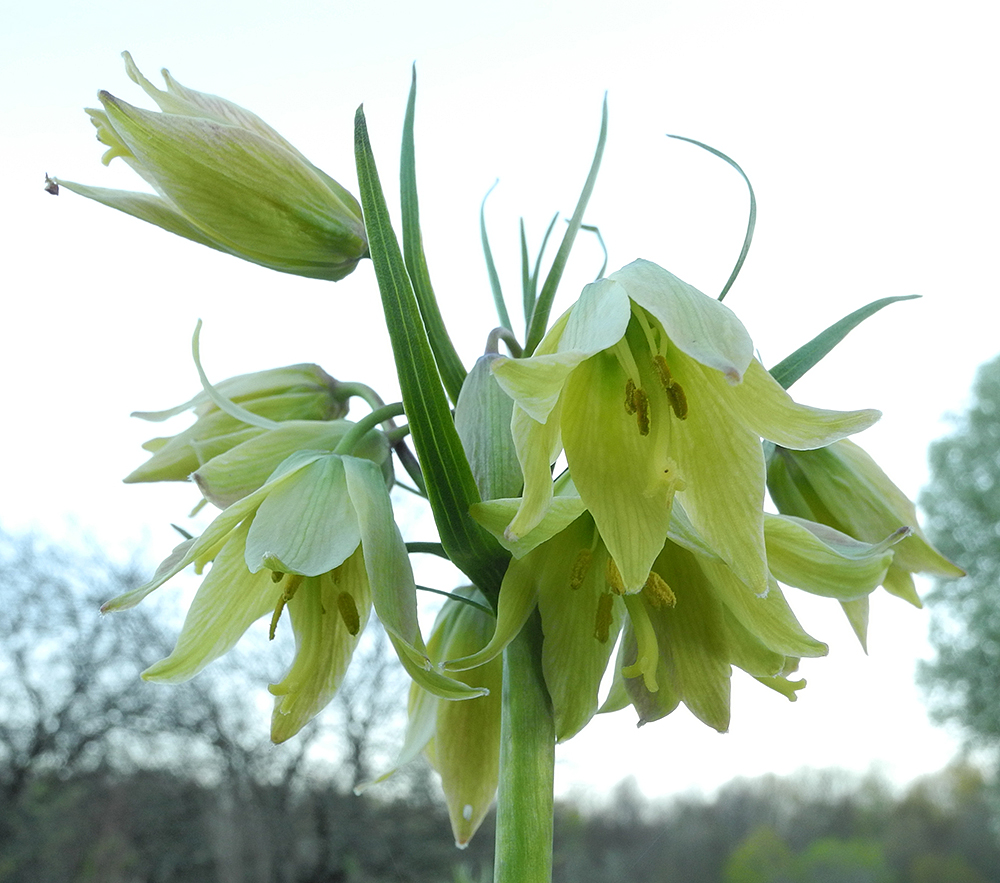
[493,610,555,883]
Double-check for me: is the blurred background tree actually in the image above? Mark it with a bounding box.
[919,352,1000,753]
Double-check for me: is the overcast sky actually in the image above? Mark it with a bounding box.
[4,0,998,799]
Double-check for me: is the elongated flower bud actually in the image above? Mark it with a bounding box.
[53,52,368,281]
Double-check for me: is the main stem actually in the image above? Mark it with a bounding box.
[493,609,555,883]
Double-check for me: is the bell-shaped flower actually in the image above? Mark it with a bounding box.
[104,449,482,742]
[472,484,907,735]
[356,589,502,846]
[126,363,347,483]
[407,590,502,846]
[767,438,964,645]
[53,52,368,280]
[492,259,881,598]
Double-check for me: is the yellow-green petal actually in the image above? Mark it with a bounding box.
[269,553,372,743]
[764,514,905,601]
[143,519,281,683]
[612,259,754,382]
[561,349,677,591]
[735,360,881,450]
[245,454,361,576]
[470,493,587,558]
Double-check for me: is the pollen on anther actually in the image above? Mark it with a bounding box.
[666,382,688,420]
[643,571,676,608]
[633,388,650,436]
[652,355,674,391]
[605,558,626,595]
[569,549,593,590]
[624,378,638,415]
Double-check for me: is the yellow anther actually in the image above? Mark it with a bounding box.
[633,388,650,436]
[666,382,688,420]
[624,378,638,415]
[594,592,614,643]
[269,574,304,640]
[643,571,677,608]
[569,549,593,590]
[337,591,361,636]
[605,557,626,595]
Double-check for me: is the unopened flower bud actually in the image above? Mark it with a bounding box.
[53,52,368,281]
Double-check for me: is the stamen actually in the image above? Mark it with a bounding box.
[652,354,674,391]
[613,338,643,383]
[605,557,626,595]
[594,592,614,643]
[632,305,660,354]
[666,383,688,420]
[624,378,638,414]
[652,354,688,420]
[337,591,361,636]
[569,549,593,590]
[633,388,650,436]
[643,571,677,608]
[269,574,304,640]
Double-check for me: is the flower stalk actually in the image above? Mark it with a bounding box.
[493,610,555,883]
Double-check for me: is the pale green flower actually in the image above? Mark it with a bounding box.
[360,591,501,846]
[105,450,482,742]
[126,363,347,483]
[767,438,965,645]
[407,590,502,846]
[471,486,905,735]
[54,52,368,280]
[492,259,880,597]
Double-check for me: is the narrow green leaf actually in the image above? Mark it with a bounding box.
[519,218,532,325]
[400,66,467,404]
[667,134,756,302]
[524,95,609,354]
[770,295,921,389]
[524,212,560,337]
[480,180,513,331]
[354,104,508,600]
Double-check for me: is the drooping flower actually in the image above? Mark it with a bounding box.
[126,362,348,484]
[767,438,965,645]
[407,589,502,846]
[470,484,905,737]
[492,259,881,597]
[105,449,483,742]
[53,52,368,280]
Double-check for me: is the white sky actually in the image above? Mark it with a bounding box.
[4,0,999,801]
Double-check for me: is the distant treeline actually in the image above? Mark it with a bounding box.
[1,761,997,883]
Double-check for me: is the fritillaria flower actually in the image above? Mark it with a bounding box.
[492,259,880,597]
[54,52,368,280]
